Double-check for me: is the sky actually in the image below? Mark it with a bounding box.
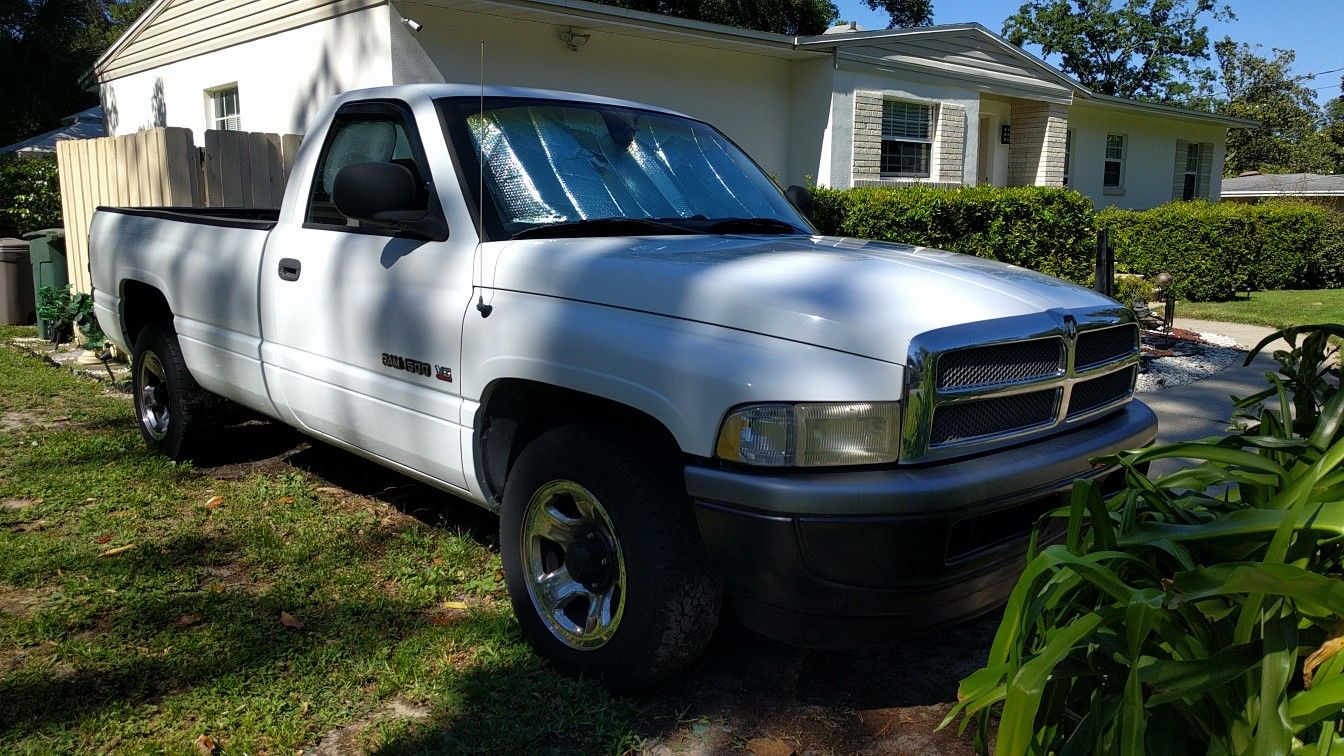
[831,0,1344,104]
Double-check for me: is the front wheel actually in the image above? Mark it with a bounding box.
[500,424,721,691]
[132,324,207,460]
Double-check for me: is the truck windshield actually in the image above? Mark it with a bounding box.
[438,98,814,240]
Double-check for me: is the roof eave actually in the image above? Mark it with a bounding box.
[1077,92,1258,128]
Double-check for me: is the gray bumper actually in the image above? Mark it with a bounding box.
[684,401,1158,647]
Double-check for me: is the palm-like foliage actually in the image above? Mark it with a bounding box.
[946,324,1344,755]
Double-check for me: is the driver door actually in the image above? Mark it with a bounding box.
[259,99,473,490]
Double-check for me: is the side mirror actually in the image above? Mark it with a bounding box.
[332,162,448,241]
[785,184,813,220]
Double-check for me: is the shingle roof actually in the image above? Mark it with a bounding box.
[1221,173,1344,197]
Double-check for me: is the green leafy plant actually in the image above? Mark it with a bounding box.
[945,323,1344,755]
[1113,275,1156,306]
[0,155,62,238]
[36,284,75,344]
[35,285,104,349]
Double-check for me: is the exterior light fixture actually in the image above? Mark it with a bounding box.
[560,28,591,51]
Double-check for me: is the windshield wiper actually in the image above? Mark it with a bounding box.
[510,217,696,240]
[703,217,804,235]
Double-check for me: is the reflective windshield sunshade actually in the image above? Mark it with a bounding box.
[448,99,809,238]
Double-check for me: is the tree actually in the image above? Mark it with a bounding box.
[1002,0,1232,103]
[1322,80,1344,169]
[863,0,933,29]
[594,0,837,36]
[1214,40,1340,175]
[0,0,150,146]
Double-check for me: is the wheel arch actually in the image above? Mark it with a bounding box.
[118,277,174,349]
[474,378,688,506]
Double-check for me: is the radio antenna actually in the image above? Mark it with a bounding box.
[477,39,485,244]
[475,39,493,317]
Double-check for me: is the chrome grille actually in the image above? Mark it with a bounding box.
[902,310,1142,463]
[936,339,1063,390]
[931,389,1060,446]
[1068,366,1137,418]
[1075,325,1139,370]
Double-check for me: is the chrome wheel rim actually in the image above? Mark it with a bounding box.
[520,480,626,650]
[137,352,170,441]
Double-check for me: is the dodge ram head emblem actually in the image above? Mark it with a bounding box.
[1062,315,1078,341]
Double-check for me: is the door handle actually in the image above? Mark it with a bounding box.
[278,258,302,281]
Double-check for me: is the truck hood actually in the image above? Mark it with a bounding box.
[484,234,1123,365]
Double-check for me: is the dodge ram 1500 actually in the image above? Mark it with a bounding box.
[90,84,1157,690]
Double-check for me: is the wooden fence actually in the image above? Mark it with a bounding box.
[55,128,302,293]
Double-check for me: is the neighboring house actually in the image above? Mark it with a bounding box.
[1221,172,1344,212]
[1,107,106,157]
[86,0,1253,209]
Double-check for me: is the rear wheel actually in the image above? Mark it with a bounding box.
[500,424,721,691]
[132,324,207,460]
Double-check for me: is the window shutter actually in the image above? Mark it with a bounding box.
[1197,142,1213,199]
[1172,140,1189,200]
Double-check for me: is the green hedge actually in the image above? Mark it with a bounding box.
[811,185,1097,284]
[1101,201,1344,302]
[812,184,1344,302]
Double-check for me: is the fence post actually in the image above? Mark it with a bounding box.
[1093,226,1113,297]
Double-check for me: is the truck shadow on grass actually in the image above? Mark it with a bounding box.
[178,418,993,753]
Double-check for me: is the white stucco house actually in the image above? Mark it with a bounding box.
[87,0,1254,209]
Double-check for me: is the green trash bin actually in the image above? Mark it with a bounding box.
[25,228,68,340]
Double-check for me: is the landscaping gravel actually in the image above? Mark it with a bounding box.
[1137,328,1244,393]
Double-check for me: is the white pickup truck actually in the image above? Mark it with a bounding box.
[90,84,1156,690]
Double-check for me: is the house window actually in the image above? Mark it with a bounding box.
[880,100,933,178]
[209,86,241,131]
[1063,130,1074,186]
[1182,142,1201,200]
[1103,134,1125,190]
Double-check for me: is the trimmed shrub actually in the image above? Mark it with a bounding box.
[1101,202,1256,302]
[1103,200,1344,302]
[812,185,1097,284]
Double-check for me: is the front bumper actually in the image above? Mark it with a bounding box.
[685,401,1158,648]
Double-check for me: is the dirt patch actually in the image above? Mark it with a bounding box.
[635,616,993,755]
[0,410,46,433]
[310,699,431,755]
[1,498,37,511]
[0,584,47,618]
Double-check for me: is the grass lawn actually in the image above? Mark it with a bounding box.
[0,325,646,754]
[1177,289,1344,331]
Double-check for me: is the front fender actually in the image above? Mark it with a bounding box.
[460,290,905,457]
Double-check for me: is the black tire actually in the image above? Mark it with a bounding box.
[131,324,207,460]
[500,424,721,692]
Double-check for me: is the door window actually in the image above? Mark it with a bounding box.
[306,103,431,229]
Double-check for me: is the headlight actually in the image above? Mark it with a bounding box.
[715,402,901,467]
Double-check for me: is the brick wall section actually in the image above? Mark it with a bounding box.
[852,91,884,183]
[936,103,966,184]
[1007,100,1069,187]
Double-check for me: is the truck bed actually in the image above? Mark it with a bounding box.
[89,204,277,416]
